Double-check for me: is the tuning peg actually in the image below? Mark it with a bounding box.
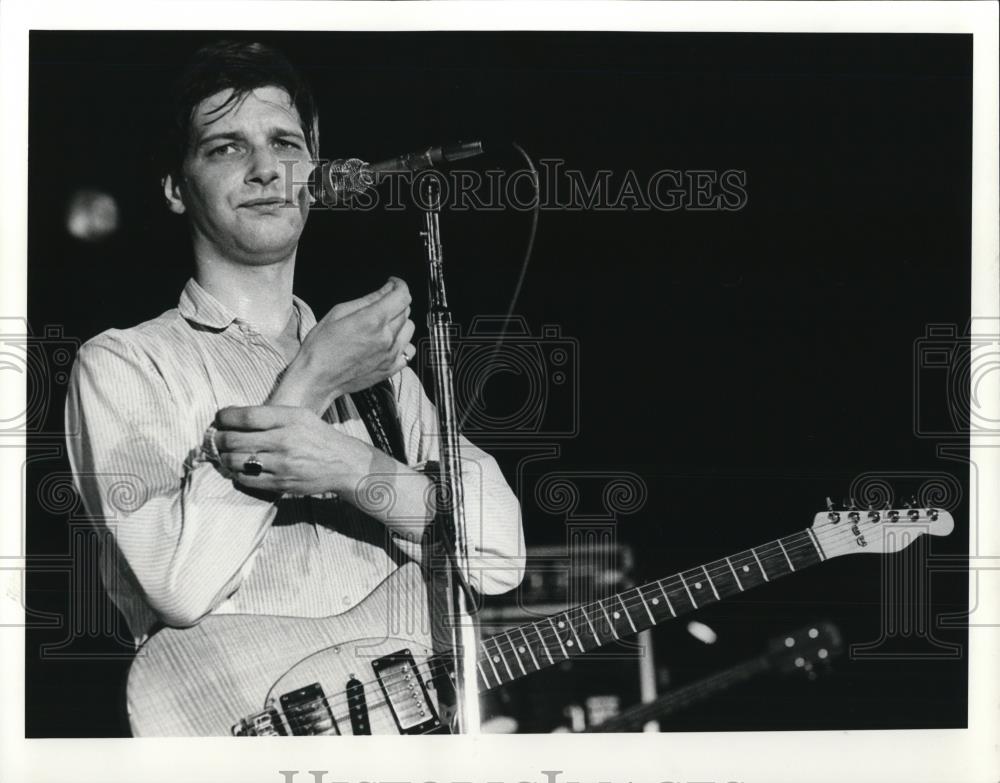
[825,497,835,511]
[848,497,858,511]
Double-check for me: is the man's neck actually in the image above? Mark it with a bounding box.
[194,255,298,340]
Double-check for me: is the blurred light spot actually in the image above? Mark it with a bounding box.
[686,620,717,644]
[66,189,119,241]
[480,715,518,734]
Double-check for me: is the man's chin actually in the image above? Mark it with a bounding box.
[233,227,305,264]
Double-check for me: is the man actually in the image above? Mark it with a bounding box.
[64,40,525,650]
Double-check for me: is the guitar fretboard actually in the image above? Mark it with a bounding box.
[475,528,824,691]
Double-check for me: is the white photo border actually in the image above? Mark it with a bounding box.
[1,2,997,782]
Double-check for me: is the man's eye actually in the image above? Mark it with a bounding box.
[209,143,241,156]
[274,138,303,150]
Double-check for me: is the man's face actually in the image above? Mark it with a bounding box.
[166,85,315,266]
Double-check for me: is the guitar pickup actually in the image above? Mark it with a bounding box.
[279,683,340,735]
[371,649,442,735]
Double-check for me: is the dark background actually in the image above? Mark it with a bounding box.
[25,31,971,736]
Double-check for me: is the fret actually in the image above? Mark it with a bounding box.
[494,636,516,680]
[636,585,657,623]
[726,556,744,591]
[531,622,556,665]
[704,558,740,598]
[777,539,795,571]
[518,627,541,670]
[548,614,579,655]
[757,543,793,580]
[787,532,823,571]
[656,581,677,616]
[615,594,638,634]
[701,564,721,600]
[562,611,586,652]
[476,660,493,690]
[681,567,717,609]
[503,630,527,676]
[639,583,673,623]
[806,528,827,561]
[750,547,770,581]
[482,639,509,682]
[662,576,696,614]
[546,617,570,658]
[728,550,767,589]
[596,599,621,640]
[576,602,602,646]
[683,567,719,607]
[677,572,698,609]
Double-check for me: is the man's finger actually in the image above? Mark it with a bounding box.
[391,319,416,356]
[219,451,279,475]
[363,280,411,321]
[327,277,400,320]
[214,429,283,454]
[215,405,305,431]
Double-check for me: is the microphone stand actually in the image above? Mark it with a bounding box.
[419,174,481,735]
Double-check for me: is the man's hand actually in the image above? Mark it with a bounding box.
[214,404,436,537]
[270,277,415,412]
[214,405,373,496]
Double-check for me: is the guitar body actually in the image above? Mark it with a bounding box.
[127,563,445,736]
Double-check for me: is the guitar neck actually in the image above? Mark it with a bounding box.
[475,527,826,691]
[587,653,771,732]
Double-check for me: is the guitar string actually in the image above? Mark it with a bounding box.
[262,519,917,732]
[277,519,917,732]
[249,532,815,729]
[252,518,906,732]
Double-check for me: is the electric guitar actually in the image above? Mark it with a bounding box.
[585,620,843,732]
[125,504,952,736]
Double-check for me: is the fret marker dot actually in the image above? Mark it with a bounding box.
[743,565,750,572]
[558,621,565,628]
[794,657,805,667]
[567,640,574,647]
[808,628,819,639]
[652,598,659,605]
[493,656,500,663]
[694,582,702,589]
[785,637,795,648]
[613,611,621,619]
[818,649,829,659]
[518,646,526,653]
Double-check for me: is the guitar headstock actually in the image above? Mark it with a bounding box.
[810,499,954,560]
[766,620,843,678]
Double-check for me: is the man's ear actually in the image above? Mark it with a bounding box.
[162,173,186,215]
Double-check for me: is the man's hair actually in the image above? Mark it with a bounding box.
[160,39,319,179]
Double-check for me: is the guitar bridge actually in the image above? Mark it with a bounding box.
[232,707,287,736]
[372,649,442,735]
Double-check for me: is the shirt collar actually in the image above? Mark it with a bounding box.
[178,277,317,339]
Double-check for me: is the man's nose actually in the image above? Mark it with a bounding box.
[246,146,280,186]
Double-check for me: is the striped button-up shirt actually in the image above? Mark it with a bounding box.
[65,278,525,643]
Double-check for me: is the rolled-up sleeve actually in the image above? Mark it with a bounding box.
[391,367,525,595]
[65,333,279,629]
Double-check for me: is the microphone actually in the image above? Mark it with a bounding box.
[311,141,483,203]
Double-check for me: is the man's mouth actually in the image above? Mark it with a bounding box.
[240,197,291,208]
